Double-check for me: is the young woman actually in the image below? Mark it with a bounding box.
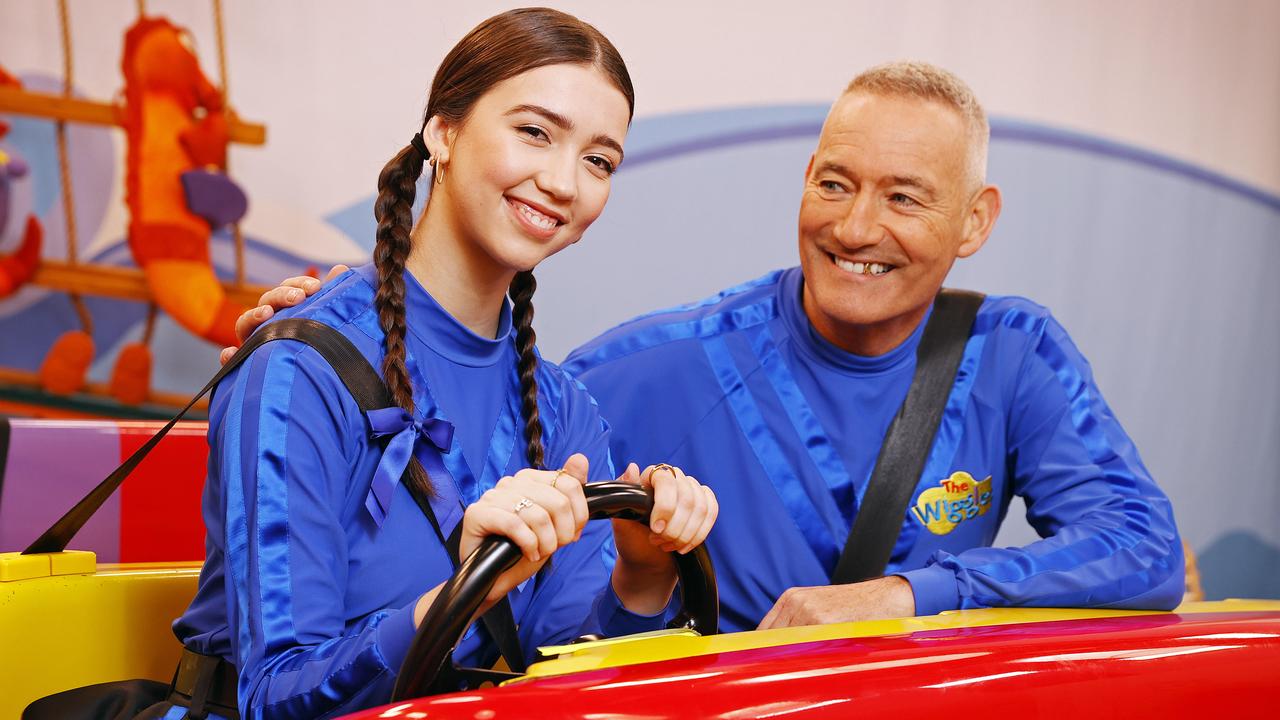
[175,8,716,719]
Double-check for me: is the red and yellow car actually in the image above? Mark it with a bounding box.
[2,419,1277,718]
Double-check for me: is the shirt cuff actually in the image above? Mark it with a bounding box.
[374,599,420,670]
[897,564,960,617]
[592,579,678,637]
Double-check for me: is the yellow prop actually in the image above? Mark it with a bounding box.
[0,553,199,718]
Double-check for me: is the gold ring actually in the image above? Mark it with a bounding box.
[651,463,677,478]
[551,468,570,484]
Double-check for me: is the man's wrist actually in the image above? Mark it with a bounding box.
[878,575,917,617]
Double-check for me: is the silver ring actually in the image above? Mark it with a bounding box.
[512,497,534,514]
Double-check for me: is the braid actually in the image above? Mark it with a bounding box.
[373,142,432,494]
[509,270,546,469]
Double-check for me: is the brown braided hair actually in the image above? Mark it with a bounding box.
[508,270,544,468]
[372,8,635,486]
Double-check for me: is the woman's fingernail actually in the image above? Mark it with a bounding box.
[254,306,268,319]
[288,289,303,301]
[653,520,666,534]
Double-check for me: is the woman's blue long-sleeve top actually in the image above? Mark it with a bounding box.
[173,266,662,719]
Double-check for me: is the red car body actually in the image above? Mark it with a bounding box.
[348,603,1280,719]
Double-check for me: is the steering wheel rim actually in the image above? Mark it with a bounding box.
[391,481,718,701]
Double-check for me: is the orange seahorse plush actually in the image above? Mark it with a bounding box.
[120,17,246,349]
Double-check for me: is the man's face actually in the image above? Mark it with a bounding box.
[797,91,993,355]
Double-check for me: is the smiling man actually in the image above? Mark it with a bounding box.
[562,61,1184,631]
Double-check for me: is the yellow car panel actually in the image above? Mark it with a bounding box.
[0,556,200,718]
[524,599,1280,682]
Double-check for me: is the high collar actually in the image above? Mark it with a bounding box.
[358,264,513,367]
[777,267,929,376]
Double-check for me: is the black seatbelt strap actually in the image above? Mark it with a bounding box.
[21,317,527,671]
[172,647,239,718]
[829,289,985,585]
[443,522,528,673]
[184,651,218,720]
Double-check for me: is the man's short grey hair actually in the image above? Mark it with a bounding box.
[845,61,989,188]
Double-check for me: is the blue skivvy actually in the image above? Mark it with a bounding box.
[564,267,1184,634]
[174,265,665,719]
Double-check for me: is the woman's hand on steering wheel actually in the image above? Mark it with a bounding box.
[395,475,720,700]
[610,463,718,614]
[458,454,591,607]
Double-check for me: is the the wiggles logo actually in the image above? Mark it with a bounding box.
[911,471,993,535]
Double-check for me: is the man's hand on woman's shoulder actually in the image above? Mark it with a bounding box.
[219,264,350,364]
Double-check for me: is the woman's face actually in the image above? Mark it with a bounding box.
[427,63,631,273]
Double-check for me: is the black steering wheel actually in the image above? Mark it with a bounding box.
[391,481,718,700]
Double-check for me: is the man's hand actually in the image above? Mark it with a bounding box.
[219,265,350,364]
[757,576,916,630]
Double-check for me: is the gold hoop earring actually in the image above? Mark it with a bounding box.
[434,160,445,186]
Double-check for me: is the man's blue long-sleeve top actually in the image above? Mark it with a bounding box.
[563,267,1183,633]
[174,266,663,719]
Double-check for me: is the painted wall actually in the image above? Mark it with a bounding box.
[1,0,1277,599]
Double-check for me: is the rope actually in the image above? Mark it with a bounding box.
[142,303,158,345]
[56,0,92,334]
[54,131,76,266]
[212,0,246,286]
[213,0,229,101]
[58,0,73,94]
